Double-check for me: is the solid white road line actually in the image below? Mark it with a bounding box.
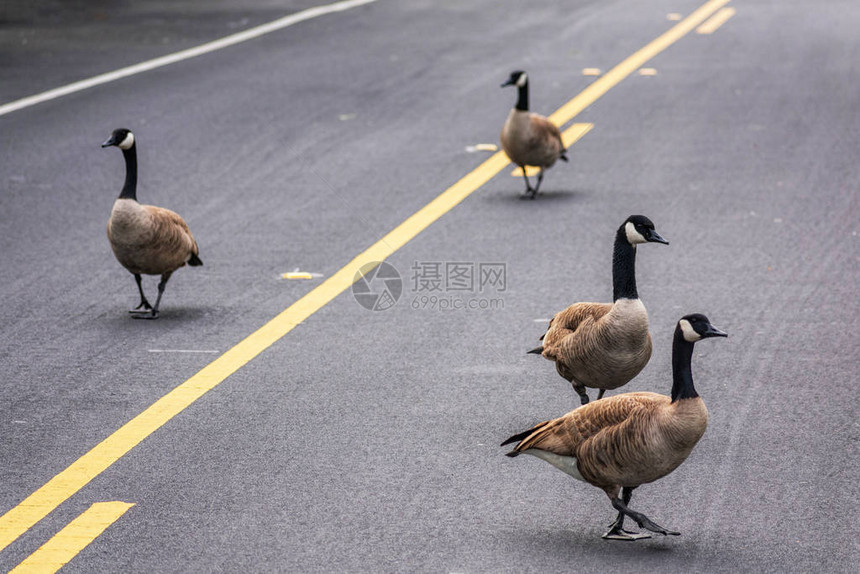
[0,0,379,118]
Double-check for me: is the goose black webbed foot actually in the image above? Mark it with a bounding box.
[519,169,537,199]
[610,497,680,537]
[603,508,650,540]
[130,274,152,313]
[602,526,651,541]
[132,273,169,320]
[129,301,152,314]
[634,516,679,537]
[131,310,159,320]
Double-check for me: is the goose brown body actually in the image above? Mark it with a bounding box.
[541,299,652,393]
[508,392,707,497]
[500,109,566,170]
[108,199,200,276]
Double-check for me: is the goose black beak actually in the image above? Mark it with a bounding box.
[101,138,116,148]
[703,325,728,338]
[646,230,669,245]
[501,79,514,88]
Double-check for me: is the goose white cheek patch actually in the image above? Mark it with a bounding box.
[516,73,528,87]
[625,221,647,244]
[679,319,701,342]
[118,132,135,150]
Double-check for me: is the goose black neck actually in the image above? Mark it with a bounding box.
[514,82,529,111]
[118,145,138,200]
[612,229,638,301]
[671,329,698,402]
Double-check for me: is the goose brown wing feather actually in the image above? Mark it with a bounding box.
[530,113,565,153]
[508,392,667,458]
[141,204,199,267]
[540,303,612,358]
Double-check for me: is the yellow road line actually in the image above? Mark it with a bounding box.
[9,502,134,574]
[514,166,541,177]
[697,6,736,34]
[511,122,593,176]
[0,0,731,554]
[547,0,730,127]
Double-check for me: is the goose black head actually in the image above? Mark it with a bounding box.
[621,215,669,246]
[678,314,728,342]
[501,70,528,88]
[102,128,135,150]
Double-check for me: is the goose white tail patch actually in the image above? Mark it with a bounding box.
[679,319,701,342]
[524,449,586,482]
[118,131,135,150]
[625,221,647,244]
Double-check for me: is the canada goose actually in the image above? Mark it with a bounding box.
[500,70,567,199]
[504,314,726,540]
[102,128,202,319]
[529,215,668,404]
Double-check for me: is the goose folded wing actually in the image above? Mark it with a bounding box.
[144,205,198,255]
[506,393,663,457]
[541,303,612,355]
[530,114,565,150]
[570,393,664,442]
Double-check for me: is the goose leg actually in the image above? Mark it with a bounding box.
[603,487,651,541]
[129,274,153,314]
[134,272,172,320]
[532,169,545,196]
[519,168,536,199]
[597,389,606,400]
[572,383,590,405]
[609,492,680,537]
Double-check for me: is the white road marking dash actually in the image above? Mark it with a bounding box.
[148,349,220,354]
[0,0,379,118]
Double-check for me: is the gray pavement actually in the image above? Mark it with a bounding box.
[0,0,858,572]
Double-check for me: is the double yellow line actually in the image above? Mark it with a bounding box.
[0,0,732,567]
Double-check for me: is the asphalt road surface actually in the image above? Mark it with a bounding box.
[1,0,858,572]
